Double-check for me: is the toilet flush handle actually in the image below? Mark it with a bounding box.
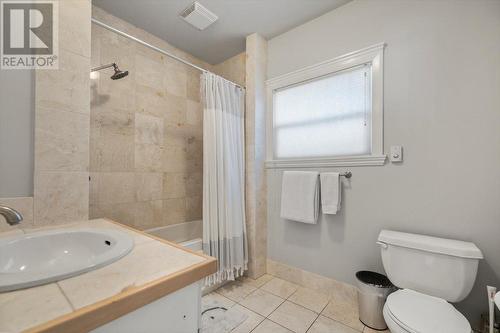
[376,241,388,249]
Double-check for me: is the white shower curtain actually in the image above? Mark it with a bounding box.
[201,72,248,285]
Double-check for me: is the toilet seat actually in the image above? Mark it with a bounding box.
[383,289,471,333]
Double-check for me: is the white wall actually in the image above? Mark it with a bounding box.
[266,0,500,326]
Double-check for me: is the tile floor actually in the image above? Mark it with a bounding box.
[203,274,390,333]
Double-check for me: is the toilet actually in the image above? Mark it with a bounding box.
[377,230,483,333]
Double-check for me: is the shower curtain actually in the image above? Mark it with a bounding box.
[201,72,248,286]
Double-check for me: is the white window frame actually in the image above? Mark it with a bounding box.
[265,43,386,169]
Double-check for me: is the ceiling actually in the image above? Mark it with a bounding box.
[92,0,351,64]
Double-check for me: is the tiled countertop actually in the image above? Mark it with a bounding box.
[0,219,217,333]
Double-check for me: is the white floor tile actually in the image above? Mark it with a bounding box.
[230,304,265,333]
[239,289,284,317]
[261,277,299,299]
[288,287,329,313]
[268,301,317,333]
[321,300,364,332]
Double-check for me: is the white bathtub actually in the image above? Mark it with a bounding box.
[147,220,202,251]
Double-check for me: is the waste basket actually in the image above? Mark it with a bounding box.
[355,271,395,330]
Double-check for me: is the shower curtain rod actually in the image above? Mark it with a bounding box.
[91,18,245,90]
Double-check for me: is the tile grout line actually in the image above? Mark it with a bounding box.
[56,282,76,311]
[305,299,332,332]
[305,313,320,333]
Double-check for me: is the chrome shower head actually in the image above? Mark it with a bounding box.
[110,63,129,80]
[91,62,129,80]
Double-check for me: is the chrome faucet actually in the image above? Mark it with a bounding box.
[0,206,23,225]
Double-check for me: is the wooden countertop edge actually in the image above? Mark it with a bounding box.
[24,219,217,333]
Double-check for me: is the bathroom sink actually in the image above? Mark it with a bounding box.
[0,228,134,292]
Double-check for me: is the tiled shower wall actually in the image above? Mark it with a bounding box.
[89,7,208,230]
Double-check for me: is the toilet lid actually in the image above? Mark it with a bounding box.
[385,289,471,333]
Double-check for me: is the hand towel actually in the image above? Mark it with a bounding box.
[320,172,341,214]
[280,171,319,224]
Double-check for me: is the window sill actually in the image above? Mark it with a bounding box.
[265,155,386,169]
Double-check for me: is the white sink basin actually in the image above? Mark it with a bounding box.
[0,228,134,292]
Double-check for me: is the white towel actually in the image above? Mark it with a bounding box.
[280,171,319,224]
[320,172,341,214]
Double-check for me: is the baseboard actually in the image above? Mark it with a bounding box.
[266,259,358,302]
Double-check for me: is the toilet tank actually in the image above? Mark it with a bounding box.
[378,230,483,303]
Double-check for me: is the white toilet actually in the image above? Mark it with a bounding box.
[377,230,483,333]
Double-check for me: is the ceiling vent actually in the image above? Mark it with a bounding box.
[180,2,218,31]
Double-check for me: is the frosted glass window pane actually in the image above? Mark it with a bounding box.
[274,65,372,159]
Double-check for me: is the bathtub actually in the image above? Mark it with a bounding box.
[147,220,202,251]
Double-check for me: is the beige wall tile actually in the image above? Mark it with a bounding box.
[185,172,202,196]
[95,82,136,112]
[35,108,89,172]
[163,67,187,98]
[164,93,187,126]
[89,202,135,227]
[89,6,206,232]
[135,143,163,172]
[93,172,135,204]
[135,113,164,145]
[163,198,187,225]
[214,52,246,87]
[186,100,203,126]
[34,172,89,225]
[186,69,201,102]
[36,49,90,115]
[59,0,91,58]
[135,172,163,201]
[164,124,188,148]
[245,33,268,279]
[185,195,202,221]
[162,145,187,173]
[0,197,34,232]
[134,200,163,230]
[163,173,186,199]
[135,54,164,88]
[91,108,134,137]
[134,85,168,119]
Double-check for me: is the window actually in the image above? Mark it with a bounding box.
[266,43,386,168]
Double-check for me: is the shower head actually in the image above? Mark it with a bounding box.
[110,63,129,80]
[91,62,129,80]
